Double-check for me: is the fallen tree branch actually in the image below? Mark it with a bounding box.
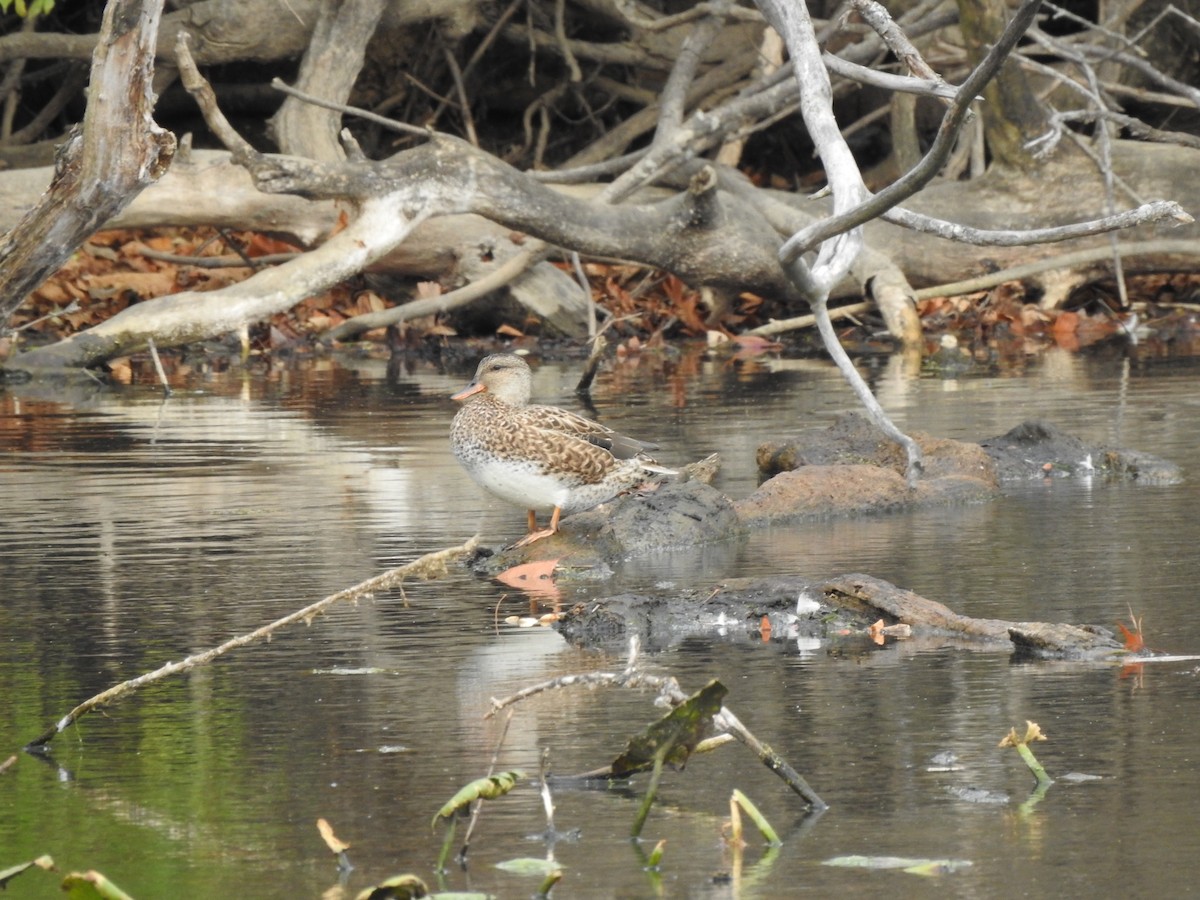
[911,238,1200,300]
[745,300,872,337]
[487,637,826,809]
[25,537,479,750]
[884,199,1192,245]
[779,0,1047,263]
[325,242,547,342]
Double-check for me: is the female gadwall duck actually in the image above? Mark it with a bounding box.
[450,353,674,547]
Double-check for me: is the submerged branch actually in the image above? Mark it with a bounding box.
[24,537,479,750]
[487,639,826,808]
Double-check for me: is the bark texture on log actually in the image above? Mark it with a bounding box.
[0,0,175,326]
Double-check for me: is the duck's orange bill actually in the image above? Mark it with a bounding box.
[451,382,486,401]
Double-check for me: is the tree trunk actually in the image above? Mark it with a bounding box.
[0,0,174,326]
[267,0,388,161]
[957,0,1056,172]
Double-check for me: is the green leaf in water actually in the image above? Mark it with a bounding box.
[494,857,562,876]
[731,789,781,846]
[823,855,973,876]
[351,873,428,899]
[432,770,523,829]
[61,870,137,900]
[0,855,54,889]
[610,680,728,777]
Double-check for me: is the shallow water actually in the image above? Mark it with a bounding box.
[2,344,1199,898]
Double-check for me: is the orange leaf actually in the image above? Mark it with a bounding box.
[495,559,560,599]
[317,818,351,854]
[1116,620,1145,653]
[1052,310,1080,336]
[867,618,886,645]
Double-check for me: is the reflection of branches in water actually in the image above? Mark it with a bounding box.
[487,636,827,810]
[24,537,479,750]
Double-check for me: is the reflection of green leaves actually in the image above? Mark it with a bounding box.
[352,873,429,899]
[62,870,137,900]
[0,855,54,889]
[824,855,973,876]
[432,771,523,829]
[611,680,727,777]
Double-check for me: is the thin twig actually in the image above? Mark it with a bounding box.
[441,46,478,147]
[270,77,429,137]
[138,250,299,268]
[460,707,514,862]
[176,34,256,159]
[322,243,549,342]
[745,301,872,337]
[553,0,582,82]
[146,337,171,396]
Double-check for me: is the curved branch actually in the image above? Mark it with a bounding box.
[884,199,1193,245]
[780,0,1045,263]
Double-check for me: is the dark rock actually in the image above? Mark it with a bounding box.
[981,420,1183,483]
[557,571,1130,661]
[474,479,740,575]
[556,574,830,650]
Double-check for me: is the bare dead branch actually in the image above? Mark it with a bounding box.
[911,239,1200,301]
[885,199,1192,245]
[779,0,1046,263]
[487,637,826,808]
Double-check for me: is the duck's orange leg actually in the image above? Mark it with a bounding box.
[513,506,562,548]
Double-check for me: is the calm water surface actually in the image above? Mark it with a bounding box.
[1,345,1199,898]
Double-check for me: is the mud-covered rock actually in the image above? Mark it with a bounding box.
[472,479,739,575]
[741,413,998,526]
[980,420,1183,483]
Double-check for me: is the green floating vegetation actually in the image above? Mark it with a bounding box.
[431,770,524,829]
[0,856,54,890]
[494,857,561,876]
[353,874,494,899]
[823,855,974,876]
[613,680,729,838]
[999,721,1053,787]
[61,870,137,900]
[610,680,728,778]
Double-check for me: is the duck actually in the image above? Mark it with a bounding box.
[450,353,675,547]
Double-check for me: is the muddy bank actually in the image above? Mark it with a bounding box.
[554,572,1132,661]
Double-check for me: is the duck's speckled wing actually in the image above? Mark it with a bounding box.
[521,404,661,459]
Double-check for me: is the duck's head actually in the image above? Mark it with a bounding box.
[450,353,533,406]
